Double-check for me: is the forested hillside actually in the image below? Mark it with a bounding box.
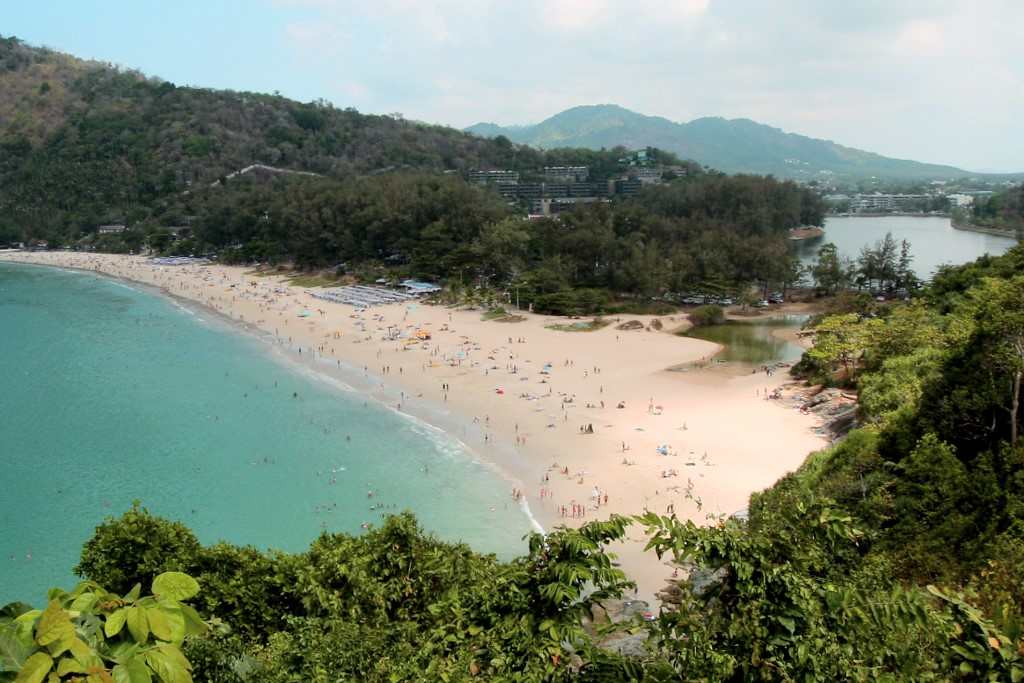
[0,36,654,245]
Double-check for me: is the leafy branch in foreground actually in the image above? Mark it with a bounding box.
[1,571,205,683]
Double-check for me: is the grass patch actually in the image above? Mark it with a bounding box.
[545,317,611,332]
[481,307,509,321]
[482,307,526,323]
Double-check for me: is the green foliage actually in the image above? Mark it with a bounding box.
[959,184,1024,237]
[76,503,202,597]
[809,242,848,295]
[687,304,724,327]
[73,509,637,681]
[0,572,205,683]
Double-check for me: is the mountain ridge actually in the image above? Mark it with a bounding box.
[466,104,1019,181]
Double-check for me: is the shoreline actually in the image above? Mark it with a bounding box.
[6,258,550,539]
[950,219,1020,240]
[0,252,828,603]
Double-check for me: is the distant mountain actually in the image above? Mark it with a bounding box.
[467,104,1011,181]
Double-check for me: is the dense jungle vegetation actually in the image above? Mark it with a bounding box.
[5,247,1024,681]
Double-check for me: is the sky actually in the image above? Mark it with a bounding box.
[4,0,1023,172]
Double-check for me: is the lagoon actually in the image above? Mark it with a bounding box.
[795,216,1018,279]
[685,315,808,365]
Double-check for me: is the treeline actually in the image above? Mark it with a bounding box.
[808,232,918,295]
[141,170,822,314]
[956,183,1024,237]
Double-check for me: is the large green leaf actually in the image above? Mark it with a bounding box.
[145,609,171,643]
[105,642,141,666]
[55,657,86,677]
[144,648,191,683]
[69,592,98,614]
[175,605,205,638]
[104,609,128,639]
[0,627,35,672]
[125,608,148,645]
[13,651,52,683]
[156,608,185,645]
[150,574,199,603]
[32,603,72,656]
[112,657,152,683]
[69,636,102,670]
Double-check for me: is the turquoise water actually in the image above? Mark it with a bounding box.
[0,263,532,605]
[795,216,1018,279]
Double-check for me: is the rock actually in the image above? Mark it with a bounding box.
[616,320,644,331]
[806,388,841,407]
[601,632,649,657]
[688,565,729,597]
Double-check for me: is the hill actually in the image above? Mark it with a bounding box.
[467,104,1018,181]
[0,36,638,242]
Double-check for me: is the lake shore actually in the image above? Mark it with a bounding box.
[0,251,827,603]
[951,219,1020,240]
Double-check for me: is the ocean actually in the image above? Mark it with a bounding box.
[0,262,533,605]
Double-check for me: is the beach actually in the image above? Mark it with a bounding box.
[0,251,826,602]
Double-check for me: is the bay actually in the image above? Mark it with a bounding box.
[0,263,532,605]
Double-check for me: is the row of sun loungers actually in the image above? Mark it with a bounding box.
[311,285,416,308]
[149,256,210,266]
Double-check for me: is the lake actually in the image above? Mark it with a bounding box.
[794,216,1018,280]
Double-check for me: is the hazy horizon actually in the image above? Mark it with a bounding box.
[5,1,1023,172]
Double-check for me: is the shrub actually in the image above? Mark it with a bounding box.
[689,304,724,326]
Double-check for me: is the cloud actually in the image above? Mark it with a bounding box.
[273,0,1024,170]
[896,20,945,57]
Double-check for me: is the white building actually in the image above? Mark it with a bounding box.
[946,193,974,208]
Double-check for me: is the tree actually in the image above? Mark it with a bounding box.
[470,217,530,281]
[77,502,202,597]
[811,243,849,295]
[809,313,865,380]
[967,276,1024,444]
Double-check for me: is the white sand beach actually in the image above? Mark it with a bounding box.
[1,251,827,602]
